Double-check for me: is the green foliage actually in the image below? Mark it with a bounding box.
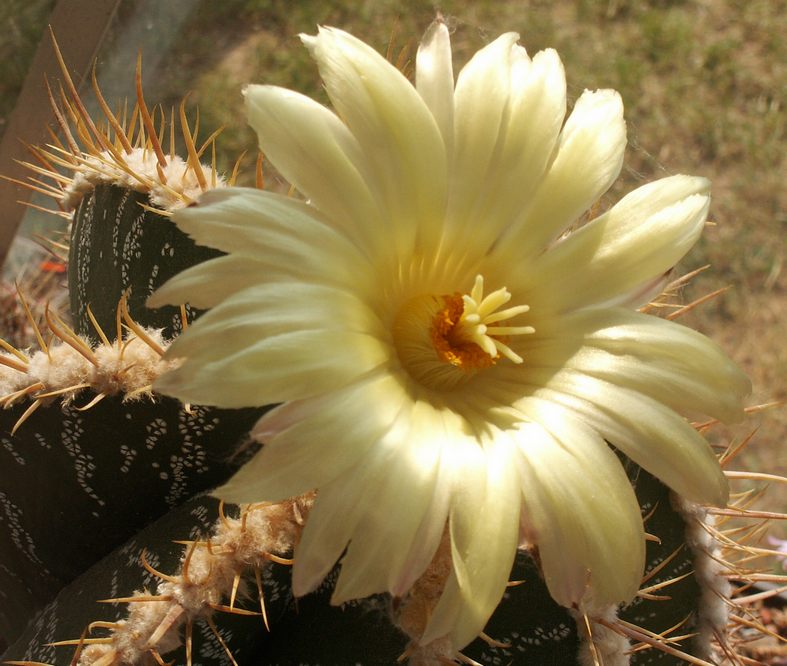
[0,0,56,142]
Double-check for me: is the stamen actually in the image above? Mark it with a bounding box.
[451,275,533,365]
[392,274,533,391]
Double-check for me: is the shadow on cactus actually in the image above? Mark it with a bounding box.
[0,33,267,652]
[1,23,786,666]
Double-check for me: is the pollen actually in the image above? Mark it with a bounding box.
[435,275,534,367]
[393,275,534,391]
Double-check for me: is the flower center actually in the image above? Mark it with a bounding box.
[392,275,534,391]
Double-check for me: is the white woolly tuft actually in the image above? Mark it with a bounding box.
[573,606,631,666]
[0,328,176,406]
[672,495,731,661]
[60,148,226,212]
[73,496,313,665]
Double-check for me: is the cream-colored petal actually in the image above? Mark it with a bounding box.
[513,175,710,314]
[292,456,389,597]
[449,32,519,231]
[147,254,265,310]
[492,88,625,264]
[332,400,450,604]
[477,48,566,236]
[244,85,385,257]
[421,435,521,648]
[513,410,645,611]
[416,19,454,154]
[214,371,408,504]
[155,327,387,408]
[541,308,750,422]
[151,188,372,302]
[301,27,447,258]
[162,281,385,359]
[520,370,728,506]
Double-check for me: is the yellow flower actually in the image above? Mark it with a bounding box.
[150,21,749,649]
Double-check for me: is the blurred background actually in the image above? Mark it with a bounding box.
[0,0,784,523]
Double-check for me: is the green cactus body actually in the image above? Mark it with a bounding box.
[2,462,709,665]
[0,394,264,642]
[0,123,266,645]
[68,184,221,344]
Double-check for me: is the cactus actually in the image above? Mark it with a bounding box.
[0,29,783,666]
